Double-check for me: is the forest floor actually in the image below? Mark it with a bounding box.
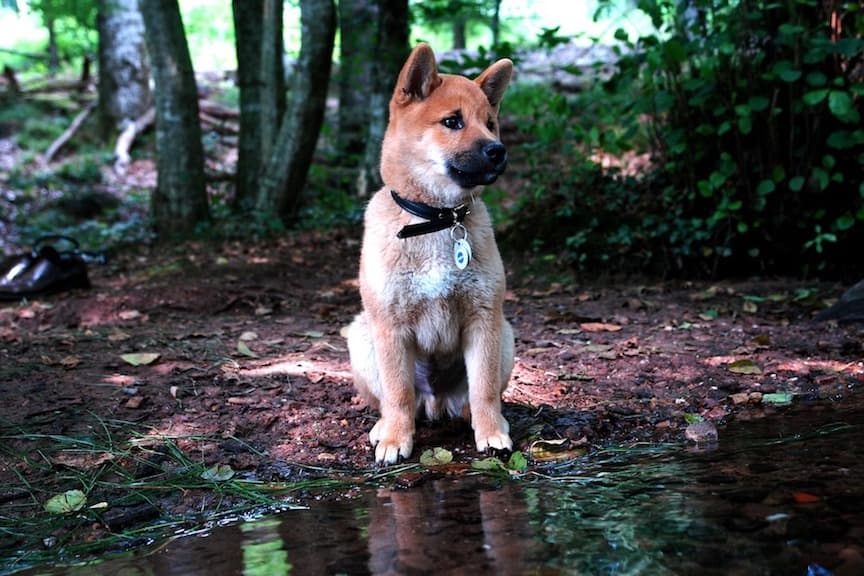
[1,226,863,553]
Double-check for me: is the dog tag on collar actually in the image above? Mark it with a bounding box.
[453,238,472,269]
[451,224,472,269]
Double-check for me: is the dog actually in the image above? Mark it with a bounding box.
[346,44,515,464]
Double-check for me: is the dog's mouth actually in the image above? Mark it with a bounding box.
[446,140,508,188]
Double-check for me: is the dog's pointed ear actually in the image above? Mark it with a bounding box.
[395,43,442,105]
[475,59,513,108]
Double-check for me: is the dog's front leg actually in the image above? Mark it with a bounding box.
[464,316,512,453]
[369,323,416,464]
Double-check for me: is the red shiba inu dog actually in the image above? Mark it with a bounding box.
[347,44,514,464]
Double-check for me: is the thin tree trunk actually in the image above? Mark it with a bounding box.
[338,0,377,158]
[357,0,410,197]
[256,0,336,220]
[232,0,266,209]
[140,0,209,238]
[453,17,467,50]
[491,0,502,47]
[97,0,151,138]
[259,0,286,164]
[47,16,59,74]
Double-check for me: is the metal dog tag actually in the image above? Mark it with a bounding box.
[453,238,472,269]
[451,224,471,269]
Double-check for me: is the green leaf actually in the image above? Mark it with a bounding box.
[772,60,801,82]
[812,167,830,191]
[789,176,805,191]
[471,457,506,471]
[237,340,258,358]
[419,447,453,467]
[507,451,528,472]
[829,91,859,123]
[803,89,829,106]
[756,179,775,196]
[683,413,703,424]
[762,392,794,405]
[44,490,87,514]
[120,353,160,366]
[201,463,235,481]
[727,359,762,375]
[826,130,856,149]
[836,214,855,231]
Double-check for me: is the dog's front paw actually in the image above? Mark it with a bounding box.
[369,419,414,465]
[475,430,513,454]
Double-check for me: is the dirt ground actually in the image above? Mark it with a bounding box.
[2,228,862,482]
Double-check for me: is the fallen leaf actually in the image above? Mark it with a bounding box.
[254,306,272,316]
[118,310,142,321]
[762,392,794,405]
[124,396,144,409]
[44,490,86,514]
[792,491,820,504]
[60,355,81,369]
[420,447,453,467]
[237,340,259,358]
[742,300,759,313]
[120,353,160,366]
[296,330,324,338]
[108,329,131,342]
[726,359,762,375]
[201,463,235,482]
[507,451,528,472]
[239,331,258,342]
[579,322,622,332]
[699,309,718,321]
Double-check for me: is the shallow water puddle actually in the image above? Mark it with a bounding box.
[13,404,864,575]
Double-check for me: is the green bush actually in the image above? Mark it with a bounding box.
[505,0,862,278]
[604,0,863,276]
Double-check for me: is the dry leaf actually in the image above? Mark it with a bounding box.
[60,355,81,369]
[108,329,131,342]
[118,310,142,321]
[726,359,762,375]
[239,331,258,341]
[579,322,622,332]
[120,352,160,366]
[124,396,144,409]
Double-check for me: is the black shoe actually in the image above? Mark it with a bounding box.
[0,236,94,301]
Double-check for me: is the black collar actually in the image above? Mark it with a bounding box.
[390,190,470,239]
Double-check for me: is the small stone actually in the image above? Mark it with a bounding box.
[731,392,750,405]
[685,420,718,443]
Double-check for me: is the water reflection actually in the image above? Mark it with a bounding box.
[15,404,864,575]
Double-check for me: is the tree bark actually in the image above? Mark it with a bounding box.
[357,0,410,196]
[337,0,377,158]
[232,0,266,209]
[140,0,209,238]
[259,0,286,163]
[256,0,336,221]
[97,0,151,138]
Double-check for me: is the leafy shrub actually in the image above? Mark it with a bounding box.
[601,0,864,277]
[503,1,862,278]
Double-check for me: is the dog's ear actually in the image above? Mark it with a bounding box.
[395,43,442,105]
[475,59,513,108]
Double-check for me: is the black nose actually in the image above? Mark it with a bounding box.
[483,142,507,166]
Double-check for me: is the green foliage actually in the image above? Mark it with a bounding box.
[507,1,863,278]
[601,0,864,276]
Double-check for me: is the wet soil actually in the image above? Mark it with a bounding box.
[1,230,863,550]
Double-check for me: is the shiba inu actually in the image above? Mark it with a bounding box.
[347,44,514,464]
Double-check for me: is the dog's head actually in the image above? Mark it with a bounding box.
[381,44,513,204]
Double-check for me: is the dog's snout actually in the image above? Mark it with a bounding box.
[483,142,507,166]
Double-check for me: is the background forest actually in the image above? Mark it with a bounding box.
[0,0,862,279]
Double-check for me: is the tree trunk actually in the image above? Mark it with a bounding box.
[259,0,286,164]
[357,0,410,197]
[97,0,151,138]
[140,0,209,238]
[256,0,336,221]
[491,0,502,47]
[453,17,467,50]
[47,15,59,74]
[232,0,266,209]
[338,0,377,158]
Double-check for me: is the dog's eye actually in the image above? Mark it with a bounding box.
[441,114,464,130]
[487,119,496,132]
